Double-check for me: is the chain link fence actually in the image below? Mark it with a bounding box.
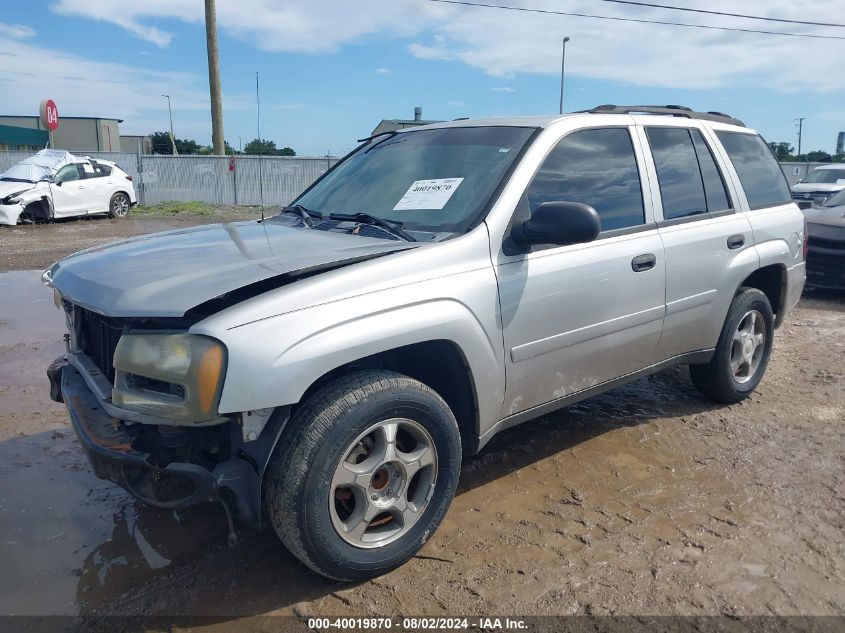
[0,151,339,207]
[0,150,830,203]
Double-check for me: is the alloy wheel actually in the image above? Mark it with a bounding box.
[730,309,766,384]
[329,418,437,549]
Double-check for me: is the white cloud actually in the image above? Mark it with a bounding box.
[406,0,845,92]
[0,36,248,130]
[51,0,450,53]
[0,22,36,39]
[490,86,515,93]
[49,0,845,93]
[375,67,391,74]
[448,100,467,106]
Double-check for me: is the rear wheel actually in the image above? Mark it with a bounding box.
[690,287,774,403]
[109,192,130,218]
[264,370,461,581]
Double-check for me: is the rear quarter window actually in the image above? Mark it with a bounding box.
[715,132,792,210]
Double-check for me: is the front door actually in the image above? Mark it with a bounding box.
[496,126,666,418]
[50,163,88,216]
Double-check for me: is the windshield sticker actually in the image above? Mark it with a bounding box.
[393,178,464,211]
[82,163,94,174]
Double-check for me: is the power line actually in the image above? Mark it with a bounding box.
[595,0,845,30]
[428,0,845,40]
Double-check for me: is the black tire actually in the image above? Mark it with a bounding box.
[264,370,462,581]
[690,287,774,403]
[108,192,131,219]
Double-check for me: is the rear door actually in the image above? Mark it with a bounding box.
[496,125,666,417]
[638,122,756,359]
[82,161,113,213]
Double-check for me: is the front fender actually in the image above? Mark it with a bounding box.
[201,270,505,437]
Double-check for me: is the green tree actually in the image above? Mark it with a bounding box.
[243,138,278,155]
[174,138,202,155]
[768,141,794,162]
[243,138,296,156]
[806,150,832,162]
[149,131,202,155]
[149,131,176,154]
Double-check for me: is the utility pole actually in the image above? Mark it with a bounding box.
[162,94,178,155]
[795,117,806,160]
[205,0,225,155]
[559,36,570,115]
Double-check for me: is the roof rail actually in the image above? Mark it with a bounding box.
[581,104,745,127]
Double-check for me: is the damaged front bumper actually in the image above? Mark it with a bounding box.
[0,202,25,226]
[48,356,288,530]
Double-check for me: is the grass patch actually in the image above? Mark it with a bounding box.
[134,201,217,216]
[133,202,263,218]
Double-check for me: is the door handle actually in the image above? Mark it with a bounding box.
[631,253,657,272]
[727,234,745,250]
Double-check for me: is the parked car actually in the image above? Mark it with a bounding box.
[791,164,845,209]
[803,188,845,289]
[0,149,136,225]
[44,105,806,581]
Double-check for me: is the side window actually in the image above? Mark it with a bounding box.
[690,130,732,212]
[87,161,113,178]
[526,127,645,232]
[55,164,80,183]
[646,127,707,220]
[715,131,792,210]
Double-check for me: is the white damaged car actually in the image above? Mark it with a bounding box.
[0,149,136,226]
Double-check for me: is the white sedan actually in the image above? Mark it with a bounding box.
[0,149,137,226]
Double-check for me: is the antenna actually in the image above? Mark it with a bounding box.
[256,71,265,220]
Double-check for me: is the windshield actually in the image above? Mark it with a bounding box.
[823,189,845,207]
[291,126,536,235]
[802,169,845,184]
[0,164,49,183]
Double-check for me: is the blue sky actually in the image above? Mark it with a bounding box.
[1,1,843,156]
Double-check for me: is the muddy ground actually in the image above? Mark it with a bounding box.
[0,213,843,629]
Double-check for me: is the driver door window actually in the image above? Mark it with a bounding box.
[526,127,645,232]
[55,164,81,183]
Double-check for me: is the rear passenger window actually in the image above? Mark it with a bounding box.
[716,132,792,210]
[646,127,707,220]
[690,130,731,212]
[527,127,644,231]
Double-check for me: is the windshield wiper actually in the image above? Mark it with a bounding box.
[279,204,324,227]
[329,213,417,242]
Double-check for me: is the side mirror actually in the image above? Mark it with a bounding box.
[511,201,601,247]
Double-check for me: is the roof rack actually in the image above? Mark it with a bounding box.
[581,104,745,127]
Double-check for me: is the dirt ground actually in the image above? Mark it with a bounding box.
[0,212,843,629]
[0,205,262,272]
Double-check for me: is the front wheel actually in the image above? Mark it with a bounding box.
[690,287,774,403]
[108,192,130,218]
[264,370,462,581]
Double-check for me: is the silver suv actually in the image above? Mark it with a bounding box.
[44,105,806,581]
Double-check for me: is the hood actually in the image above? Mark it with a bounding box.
[0,180,37,200]
[46,219,419,318]
[791,182,845,193]
[804,205,845,229]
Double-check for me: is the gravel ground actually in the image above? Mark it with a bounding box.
[0,212,843,630]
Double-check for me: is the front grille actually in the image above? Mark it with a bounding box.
[76,307,124,381]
